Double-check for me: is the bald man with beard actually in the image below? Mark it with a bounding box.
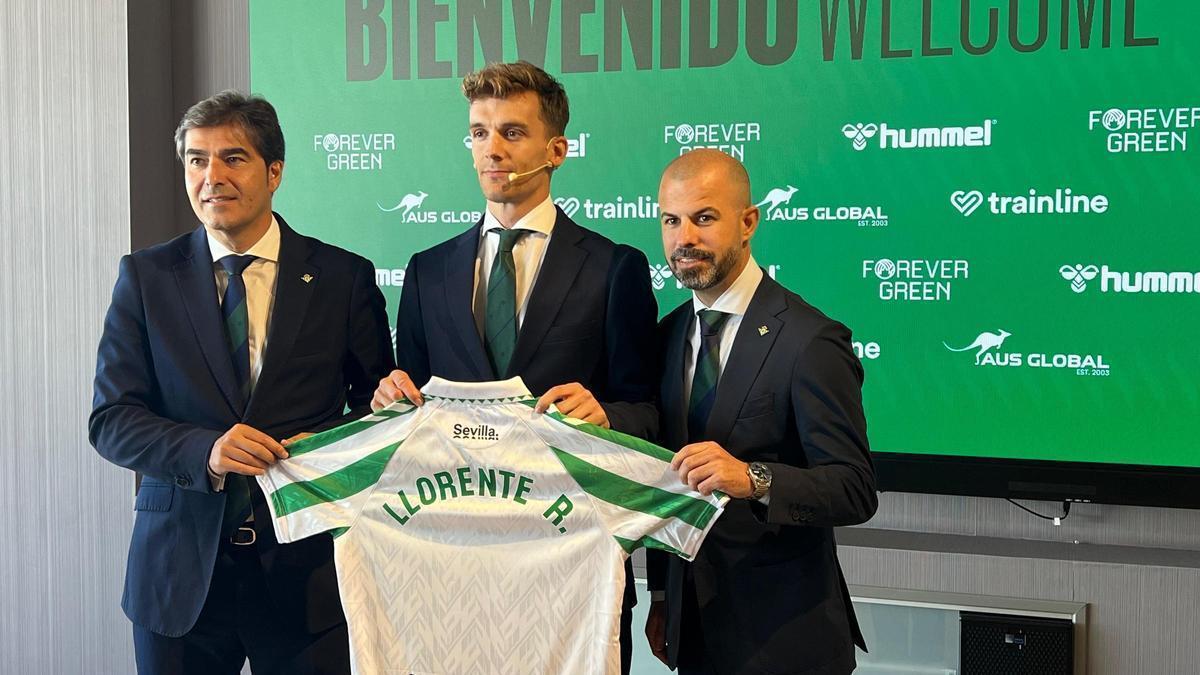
[644,150,878,675]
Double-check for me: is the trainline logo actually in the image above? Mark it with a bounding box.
[1060,264,1200,294]
[553,195,658,221]
[952,188,1109,217]
[844,120,994,151]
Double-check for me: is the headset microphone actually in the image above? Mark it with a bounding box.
[506,162,554,185]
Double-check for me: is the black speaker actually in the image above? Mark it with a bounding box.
[960,611,1074,675]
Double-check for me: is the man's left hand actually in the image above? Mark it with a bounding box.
[671,442,752,497]
[535,382,610,429]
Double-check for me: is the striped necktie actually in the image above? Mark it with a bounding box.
[484,228,525,377]
[688,309,730,442]
[218,254,256,532]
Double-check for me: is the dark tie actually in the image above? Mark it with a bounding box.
[688,310,730,442]
[218,254,256,533]
[484,228,524,377]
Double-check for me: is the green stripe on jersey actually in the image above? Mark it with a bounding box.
[614,534,689,559]
[271,440,402,517]
[287,404,415,457]
[532,405,674,463]
[549,447,718,531]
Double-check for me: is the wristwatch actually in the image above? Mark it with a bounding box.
[746,462,773,499]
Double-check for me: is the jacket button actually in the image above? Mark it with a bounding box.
[175,475,191,488]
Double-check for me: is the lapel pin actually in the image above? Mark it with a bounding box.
[758,325,769,336]
[301,274,314,284]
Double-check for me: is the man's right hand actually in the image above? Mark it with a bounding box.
[645,600,669,665]
[208,424,288,477]
[371,369,424,411]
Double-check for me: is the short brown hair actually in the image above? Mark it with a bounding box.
[462,61,570,136]
[174,90,285,166]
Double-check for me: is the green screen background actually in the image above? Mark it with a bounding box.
[249,1,1200,469]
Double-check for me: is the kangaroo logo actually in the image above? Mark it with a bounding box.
[842,123,879,151]
[378,191,428,216]
[756,185,798,212]
[1059,264,1100,293]
[649,264,674,291]
[944,330,1012,364]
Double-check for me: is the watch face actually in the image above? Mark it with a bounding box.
[749,463,771,496]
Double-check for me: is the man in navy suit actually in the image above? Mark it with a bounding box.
[645,150,878,675]
[371,62,658,673]
[90,91,394,674]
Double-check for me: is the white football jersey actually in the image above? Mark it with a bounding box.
[257,377,726,675]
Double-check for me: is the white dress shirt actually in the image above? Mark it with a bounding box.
[206,216,280,493]
[682,257,769,507]
[207,216,281,390]
[472,197,557,338]
[683,256,765,405]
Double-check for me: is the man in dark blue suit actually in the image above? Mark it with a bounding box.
[645,150,878,674]
[90,91,395,674]
[371,62,658,673]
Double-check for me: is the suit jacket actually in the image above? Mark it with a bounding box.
[394,206,658,439]
[648,273,877,675]
[89,215,395,637]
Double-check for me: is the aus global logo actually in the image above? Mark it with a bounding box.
[757,184,888,227]
[943,328,1110,376]
[377,191,482,225]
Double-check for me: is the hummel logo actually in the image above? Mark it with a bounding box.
[951,190,984,217]
[842,123,879,151]
[1059,264,1100,293]
[649,264,674,291]
[301,274,314,284]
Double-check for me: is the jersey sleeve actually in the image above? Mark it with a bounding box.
[256,401,422,542]
[530,406,727,561]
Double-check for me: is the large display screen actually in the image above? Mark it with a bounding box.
[249,1,1200,506]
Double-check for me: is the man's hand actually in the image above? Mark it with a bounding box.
[671,441,752,497]
[208,424,288,477]
[282,432,313,447]
[645,600,669,665]
[534,382,609,428]
[371,369,424,411]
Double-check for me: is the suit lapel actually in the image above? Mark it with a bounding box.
[173,227,242,416]
[661,305,691,451]
[704,274,786,446]
[444,221,493,379]
[245,216,317,419]
[506,208,587,378]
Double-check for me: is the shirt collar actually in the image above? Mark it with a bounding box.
[481,196,557,239]
[207,215,281,264]
[691,255,764,318]
[420,375,533,401]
